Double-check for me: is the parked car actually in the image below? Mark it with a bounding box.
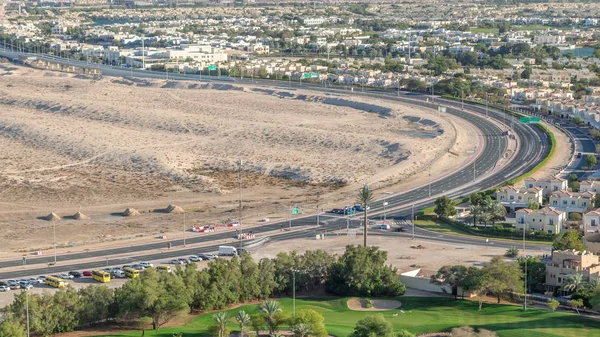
[26,278,39,284]
[68,271,82,278]
[198,253,217,260]
[36,276,46,283]
[188,255,202,262]
[577,152,582,158]
[58,273,72,280]
[394,227,406,232]
[377,224,391,230]
[343,207,355,215]
[82,271,92,277]
[330,208,344,214]
[9,284,20,290]
[112,270,126,278]
[19,282,33,290]
[0,281,7,287]
[177,258,190,265]
[0,285,10,292]
[139,262,154,268]
[131,264,145,271]
[6,280,18,286]
[353,205,365,212]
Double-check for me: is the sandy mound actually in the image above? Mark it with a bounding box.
[347,298,401,311]
[123,208,141,217]
[72,211,90,220]
[43,212,61,221]
[164,204,184,213]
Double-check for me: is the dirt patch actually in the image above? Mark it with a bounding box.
[347,298,401,311]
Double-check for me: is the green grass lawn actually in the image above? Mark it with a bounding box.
[469,27,499,35]
[96,297,600,337]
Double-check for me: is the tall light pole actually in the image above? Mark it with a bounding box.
[53,221,57,264]
[183,211,186,247]
[291,269,298,315]
[382,192,393,224]
[473,145,477,182]
[524,257,528,312]
[237,160,243,250]
[411,204,415,240]
[26,289,30,337]
[428,167,432,198]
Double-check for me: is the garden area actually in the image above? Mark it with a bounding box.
[97,297,600,337]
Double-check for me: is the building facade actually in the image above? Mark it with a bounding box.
[515,206,566,234]
[524,177,568,195]
[545,249,600,294]
[496,186,543,210]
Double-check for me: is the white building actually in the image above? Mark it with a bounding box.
[523,177,568,196]
[533,35,566,45]
[580,180,600,193]
[302,17,326,26]
[496,186,543,210]
[515,206,567,234]
[549,190,595,214]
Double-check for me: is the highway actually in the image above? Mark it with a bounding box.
[0,50,553,279]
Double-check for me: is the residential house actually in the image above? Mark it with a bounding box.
[523,177,568,195]
[580,180,600,193]
[583,209,600,234]
[515,207,566,234]
[549,190,595,214]
[545,250,600,294]
[496,186,543,210]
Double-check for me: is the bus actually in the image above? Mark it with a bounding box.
[45,275,66,288]
[123,267,140,278]
[156,266,172,273]
[91,270,111,283]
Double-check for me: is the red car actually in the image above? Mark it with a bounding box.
[82,271,92,277]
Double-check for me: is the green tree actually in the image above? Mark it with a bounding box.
[482,256,523,303]
[434,196,457,218]
[235,310,251,337]
[349,315,394,337]
[518,256,546,293]
[568,298,584,314]
[528,200,540,210]
[258,300,284,335]
[547,299,560,311]
[563,273,587,293]
[553,230,586,252]
[572,116,583,125]
[212,312,229,337]
[396,330,416,337]
[593,194,600,208]
[250,313,265,336]
[590,283,600,310]
[521,67,531,79]
[357,184,374,247]
[326,245,406,297]
[115,268,189,329]
[505,246,519,258]
[586,154,598,168]
[0,317,26,337]
[290,309,328,337]
[431,265,468,299]
[77,285,115,327]
[291,323,311,337]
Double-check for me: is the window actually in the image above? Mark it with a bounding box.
[518,196,522,200]
[571,201,576,205]
[500,196,505,200]
[592,219,597,227]
[583,202,587,207]
[549,230,553,234]
[563,200,568,205]
[553,200,558,206]
[510,196,514,200]
[549,219,554,226]
[554,186,559,191]
[558,277,562,283]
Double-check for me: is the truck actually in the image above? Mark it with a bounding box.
[218,246,238,256]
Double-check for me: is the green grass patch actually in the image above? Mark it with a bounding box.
[469,27,499,34]
[414,218,472,236]
[95,297,600,337]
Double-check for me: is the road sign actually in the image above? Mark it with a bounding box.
[311,72,318,78]
[520,116,541,124]
[22,257,26,265]
[208,64,217,71]
[292,208,300,215]
[438,106,446,113]
[302,73,310,79]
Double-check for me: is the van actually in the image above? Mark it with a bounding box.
[219,246,238,256]
[157,266,172,273]
[112,270,125,278]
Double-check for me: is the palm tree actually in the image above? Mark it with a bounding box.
[212,312,229,337]
[235,310,251,337]
[356,184,374,247]
[470,204,482,227]
[563,273,587,293]
[258,300,282,335]
[291,322,311,337]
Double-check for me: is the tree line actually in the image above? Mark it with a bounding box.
[0,245,405,337]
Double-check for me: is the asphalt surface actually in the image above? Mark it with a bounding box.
[0,50,554,279]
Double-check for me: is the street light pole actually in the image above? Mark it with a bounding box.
[26,290,30,337]
[292,269,297,316]
[524,259,528,312]
[53,221,57,264]
[238,160,243,250]
[183,211,186,247]
[411,204,415,240]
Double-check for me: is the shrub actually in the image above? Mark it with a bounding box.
[505,246,519,258]
[569,213,582,221]
[547,299,560,311]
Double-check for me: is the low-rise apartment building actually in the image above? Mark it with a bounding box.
[515,206,566,234]
[524,177,568,195]
[580,180,600,193]
[545,249,600,294]
[549,190,595,214]
[583,208,600,233]
[496,186,543,210]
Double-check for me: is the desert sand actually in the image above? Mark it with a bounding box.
[0,63,476,252]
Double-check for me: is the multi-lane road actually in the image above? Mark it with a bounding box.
[0,50,557,279]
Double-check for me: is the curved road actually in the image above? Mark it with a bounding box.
[0,50,553,279]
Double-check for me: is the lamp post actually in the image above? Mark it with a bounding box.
[411,204,415,240]
[53,221,57,264]
[291,269,298,316]
[382,192,393,224]
[183,211,186,248]
[237,160,243,250]
[26,289,30,337]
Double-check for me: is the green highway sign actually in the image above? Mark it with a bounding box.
[311,72,318,78]
[292,208,300,215]
[302,73,310,79]
[520,116,540,124]
[208,64,217,71]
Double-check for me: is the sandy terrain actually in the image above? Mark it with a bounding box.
[347,298,402,311]
[0,63,476,252]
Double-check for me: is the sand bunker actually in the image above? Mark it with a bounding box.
[164,204,184,213]
[347,298,401,311]
[43,212,61,221]
[123,208,141,217]
[72,211,89,220]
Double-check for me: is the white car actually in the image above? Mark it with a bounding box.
[58,273,73,279]
[188,255,202,262]
[139,262,154,268]
[0,285,10,292]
